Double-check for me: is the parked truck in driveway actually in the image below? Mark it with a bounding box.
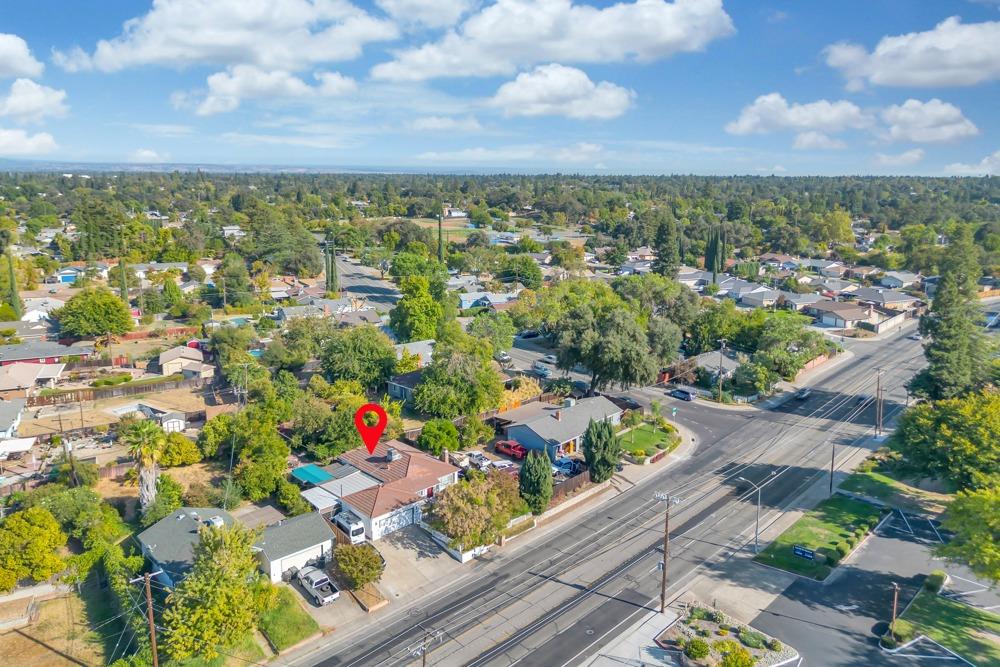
[297,566,340,606]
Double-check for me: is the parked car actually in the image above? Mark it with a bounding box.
[468,451,491,470]
[541,354,558,364]
[297,566,340,606]
[495,440,528,459]
[491,460,516,471]
[670,388,696,402]
[795,387,812,400]
[608,395,641,411]
[532,361,553,378]
[553,457,576,476]
[495,350,513,364]
[333,511,366,544]
[907,333,922,341]
[518,330,541,339]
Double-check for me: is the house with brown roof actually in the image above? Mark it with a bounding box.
[336,440,459,541]
[804,300,876,329]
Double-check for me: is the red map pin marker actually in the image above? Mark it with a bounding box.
[354,403,388,454]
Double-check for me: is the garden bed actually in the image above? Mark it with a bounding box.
[350,582,389,613]
[753,494,887,580]
[621,423,681,461]
[657,604,797,666]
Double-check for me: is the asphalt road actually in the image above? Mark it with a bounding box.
[292,328,926,667]
[335,256,400,313]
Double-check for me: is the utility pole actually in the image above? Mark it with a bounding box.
[409,630,442,666]
[875,367,885,437]
[716,338,728,400]
[223,363,250,510]
[829,436,836,497]
[890,582,901,638]
[654,492,681,613]
[129,570,163,667]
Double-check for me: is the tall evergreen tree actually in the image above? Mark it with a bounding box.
[437,214,444,263]
[652,211,680,278]
[705,225,729,283]
[7,251,21,320]
[519,451,553,514]
[582,419,621,483]
[910,226,990,400]
[325,244,338,295]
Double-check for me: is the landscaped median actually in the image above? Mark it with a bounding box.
[657,603,798,666]
[884,571,1000,665]
[753,494,888,580]
[621,422,681,463]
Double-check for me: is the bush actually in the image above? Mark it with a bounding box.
[676,637,687,649]
[710,609,727,624]
[334,543,385,589]
[716,628,729,636]
[924,569,947,593]
[713,639,739,654]
[417,419,460,456]
[655,441,668,450]
[160,433,202,467]
[720,646,755,667]
[889,618,915,643]
[183,482,213,507]
[738,630,767,649]
[276,478,310,516]
[684,638,710,660]
[698,627,711,637]
[689,606,710,621]
[767,638,783,651]
[645,447,657,457]
[835,542,850,558]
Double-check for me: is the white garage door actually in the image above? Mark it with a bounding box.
[275,545,329,582]
[375,506,419,539]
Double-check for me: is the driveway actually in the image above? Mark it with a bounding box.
[377,525,463,601]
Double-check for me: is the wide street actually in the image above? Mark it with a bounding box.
[335,256,400,313]
[289,323,926,667]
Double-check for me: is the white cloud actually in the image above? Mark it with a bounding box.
[766,10,788,23]
[131,123,193,137]
[0,34,43,77]
[196,65,356,115]
[417,141,604,164]
[0,79,68,123]
[490,64,635,120]
[825,17,1000,89]
[129,148,168,162]
[222,132,350,149]
[945,149,1000,175]
[410,115,482,132]
[725,92,870,135]
[880,98,978,143]
[375,0,471,28]
[754,164,787,173]
[793,131,846,150]
[372,0,735,81]
[53,0,398,72]
[0,127,57,155]
[875,149,925,167]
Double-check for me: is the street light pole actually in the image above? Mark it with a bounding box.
[737,474,775,554]
[654,492,681,613]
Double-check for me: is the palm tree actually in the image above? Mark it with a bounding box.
[120,419,166,510]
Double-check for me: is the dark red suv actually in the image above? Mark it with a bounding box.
[495,440,528,460]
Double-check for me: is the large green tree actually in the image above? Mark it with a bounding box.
[334,543,385,590]
[0,506,67,592]
[119,419,166,511]
[467,311,516,353]
[389,275,443,342]
[321,325,397,389]
[412,334,504,418]
[557,306,657,392]
[937,486,1000,583]
[910,226,991,400]
[163,524,273,661]
[417,419,460,456]
[582,419,620,483]
[651,210,680,278]
[55,287,133,338]
[891,390,1000,490]
[519,451,553,515]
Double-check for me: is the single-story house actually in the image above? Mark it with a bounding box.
[255,512,336,583]
[504,396,623,459]
[848,287,920,311]
[0,362,64,399]
[846,266,880,280]
[0,320,55,342]
[740,289,780,308]
[819,263,848,278]
[159,345,205,375]
[394,340,434,368]
[458,291,520,310]
[777,291,824,311]
[692,350,741,381]
[628,246,657,262]
[812,278,859,296]
[0,340,94,365]
[49,267,85,284]
[136,507,235,588]
[276,305,325,322]
[299,462,381,515]
[758,253,800,271]
[805,301,876,329]
[337,441,460,541]
[0,398,26,438]
[337,310,383,328]
[132,262,188,281]
[618,260,653,276]
[221,225,246,240]
[387,369,424,403]
[880,271,921,289]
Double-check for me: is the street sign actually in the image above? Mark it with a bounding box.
[671,407,678,417]
[792,545,815,560]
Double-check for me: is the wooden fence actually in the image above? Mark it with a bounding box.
[551,471,592,504]
[27,376,212,407]
[98,462,134,479]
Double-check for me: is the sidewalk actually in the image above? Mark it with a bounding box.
[582,609,678,667]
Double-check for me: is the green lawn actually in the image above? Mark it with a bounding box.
[900,589,1000,665]
[840,468,951,514]
[258,586,320,652]
[166,633,267,667]
[621,423,680,456]
[754,495,886,579]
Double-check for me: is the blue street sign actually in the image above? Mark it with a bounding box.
[792,545,815,560]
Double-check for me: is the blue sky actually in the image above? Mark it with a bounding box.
[0,0,998,174]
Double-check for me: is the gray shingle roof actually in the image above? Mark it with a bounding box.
[255,512,334,562]
[136,507,235,582]
[516,396,622,446]
[0,398,26,431]
[0,340,94,362]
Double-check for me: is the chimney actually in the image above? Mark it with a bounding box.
[553,410,561,421]
[441,447,449,463]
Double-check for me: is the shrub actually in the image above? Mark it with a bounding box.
[698,627,711,637]
[889,618,915,643]
[334,543,385,589]
[835,542,850,558]
[684,638,710,660]
[713,639,739,654]
[675,637,687,649]
[655,441,668,450]
[720,646,755,667]
[160,433,202,467]
[767,638,782,651]
[689,606,711,621]
[738,630,767,649]
[645,447,657,457]
[716,628,729,636]
[710,609,726,624]
[924,569,947,593]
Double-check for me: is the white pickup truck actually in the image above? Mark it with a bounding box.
[297,566,340,606]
